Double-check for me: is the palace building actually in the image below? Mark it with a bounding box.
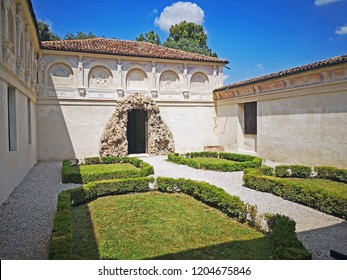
[1,0,346,204]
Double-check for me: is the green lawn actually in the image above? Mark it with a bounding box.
[71,192,273,260]
[189,157,238,165]
[72,163,138,175]
[284,177,347,199]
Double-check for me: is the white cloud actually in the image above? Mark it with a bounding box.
[335,24,347,35]
[314,0,341,6]
[154,2,205,32]
[223,74,230,82]
[255,64,264,72]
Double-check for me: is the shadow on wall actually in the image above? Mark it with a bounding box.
[37,77,76,160]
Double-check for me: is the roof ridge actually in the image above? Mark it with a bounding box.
[41,37,229,63]
[214,53,347,92]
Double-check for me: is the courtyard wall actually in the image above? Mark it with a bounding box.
[214,58,347,168]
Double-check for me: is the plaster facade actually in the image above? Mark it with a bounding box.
[0,0,40,204]
[214,62,347,168]
[36,51,224,160]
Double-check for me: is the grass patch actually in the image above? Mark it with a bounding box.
[62,157,154,183]
[73,163,138,175]
[287,178,347,199]
[189,157,238,165]
[71,192,273,260]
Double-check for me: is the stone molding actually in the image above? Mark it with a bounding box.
[99,93,175,157]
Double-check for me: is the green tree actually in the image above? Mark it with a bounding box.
[163,21,217,57]
[37,20,61,41]
[64,31,97,40]
[136,31,161,45]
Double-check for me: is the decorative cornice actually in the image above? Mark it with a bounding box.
[214,61,347,101]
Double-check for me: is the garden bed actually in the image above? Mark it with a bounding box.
[243,165,347,219]
[167,152,262,172]
[62,156,154,183]
[50,177,311,260]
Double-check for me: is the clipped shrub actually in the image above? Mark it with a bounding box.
[167,152,262,172]
[49,191,73,260]
[156,177,247,221]
[243,168,347,219]
[290,165,312,178]
[84,157,101,165]
[62,157,154,184]
[187,151,219,158]
[70,177,154,205]
[265,214,311,260]
[260,166,274,176]
[315,166,347,183]
[275,165,291,177]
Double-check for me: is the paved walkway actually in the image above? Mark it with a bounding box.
[0,157,345,259]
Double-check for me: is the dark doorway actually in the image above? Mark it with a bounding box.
[127,109,148,154]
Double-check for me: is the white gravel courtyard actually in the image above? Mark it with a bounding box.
[0,156,346,260]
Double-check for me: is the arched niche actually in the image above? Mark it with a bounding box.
[89,66,113,88]
[159,70,180,91]
[47,63,74,87]
[190,72,210,91]
[126,69,148,90]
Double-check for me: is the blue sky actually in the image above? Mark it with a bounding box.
[31,0,347,85]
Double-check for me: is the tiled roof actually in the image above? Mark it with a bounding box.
[214,54,347,92]
[41,38,228,63]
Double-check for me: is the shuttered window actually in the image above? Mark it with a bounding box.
[244,102,257,134]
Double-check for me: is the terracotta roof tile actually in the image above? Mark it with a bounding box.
[214,54,347,92]
[41,38,228,63]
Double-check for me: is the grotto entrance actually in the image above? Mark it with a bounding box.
[127,109,148,154]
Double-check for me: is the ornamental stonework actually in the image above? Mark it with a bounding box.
[99,93,175,157]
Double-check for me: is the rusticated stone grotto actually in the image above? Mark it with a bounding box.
[100,93,175,156]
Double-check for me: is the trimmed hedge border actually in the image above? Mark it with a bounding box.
[315,166,347,183]
[156,177,247,222]
[265,214,312,260]
[62,156,154,184]
[50,176,311,260]
[49,177,154,259]
[167,152,262,172]
[243,167,347,219]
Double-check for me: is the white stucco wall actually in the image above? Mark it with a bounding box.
[160,105,218,153]
[216,103,257,154]
[257,91,347,167]
[215,64,347,168]
[0,79,37,204]
[36,102,218,159]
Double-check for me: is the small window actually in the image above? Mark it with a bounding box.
[8,87,17,151]
[27,97,32,144]
[244,102,257,134]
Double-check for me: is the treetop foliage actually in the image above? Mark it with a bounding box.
[37,20,97,41]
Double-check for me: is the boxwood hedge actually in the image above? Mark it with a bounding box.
[167,152,262,172]
[49,177,154,259]
[265,214,311,260]
[62,156,154,184]
[243,168,347,219]
[156,177,247,221]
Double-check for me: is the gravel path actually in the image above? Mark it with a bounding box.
[0,157,345,260]
[0,161,78,260]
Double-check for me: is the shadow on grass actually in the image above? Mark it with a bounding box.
[70,200,273,260]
